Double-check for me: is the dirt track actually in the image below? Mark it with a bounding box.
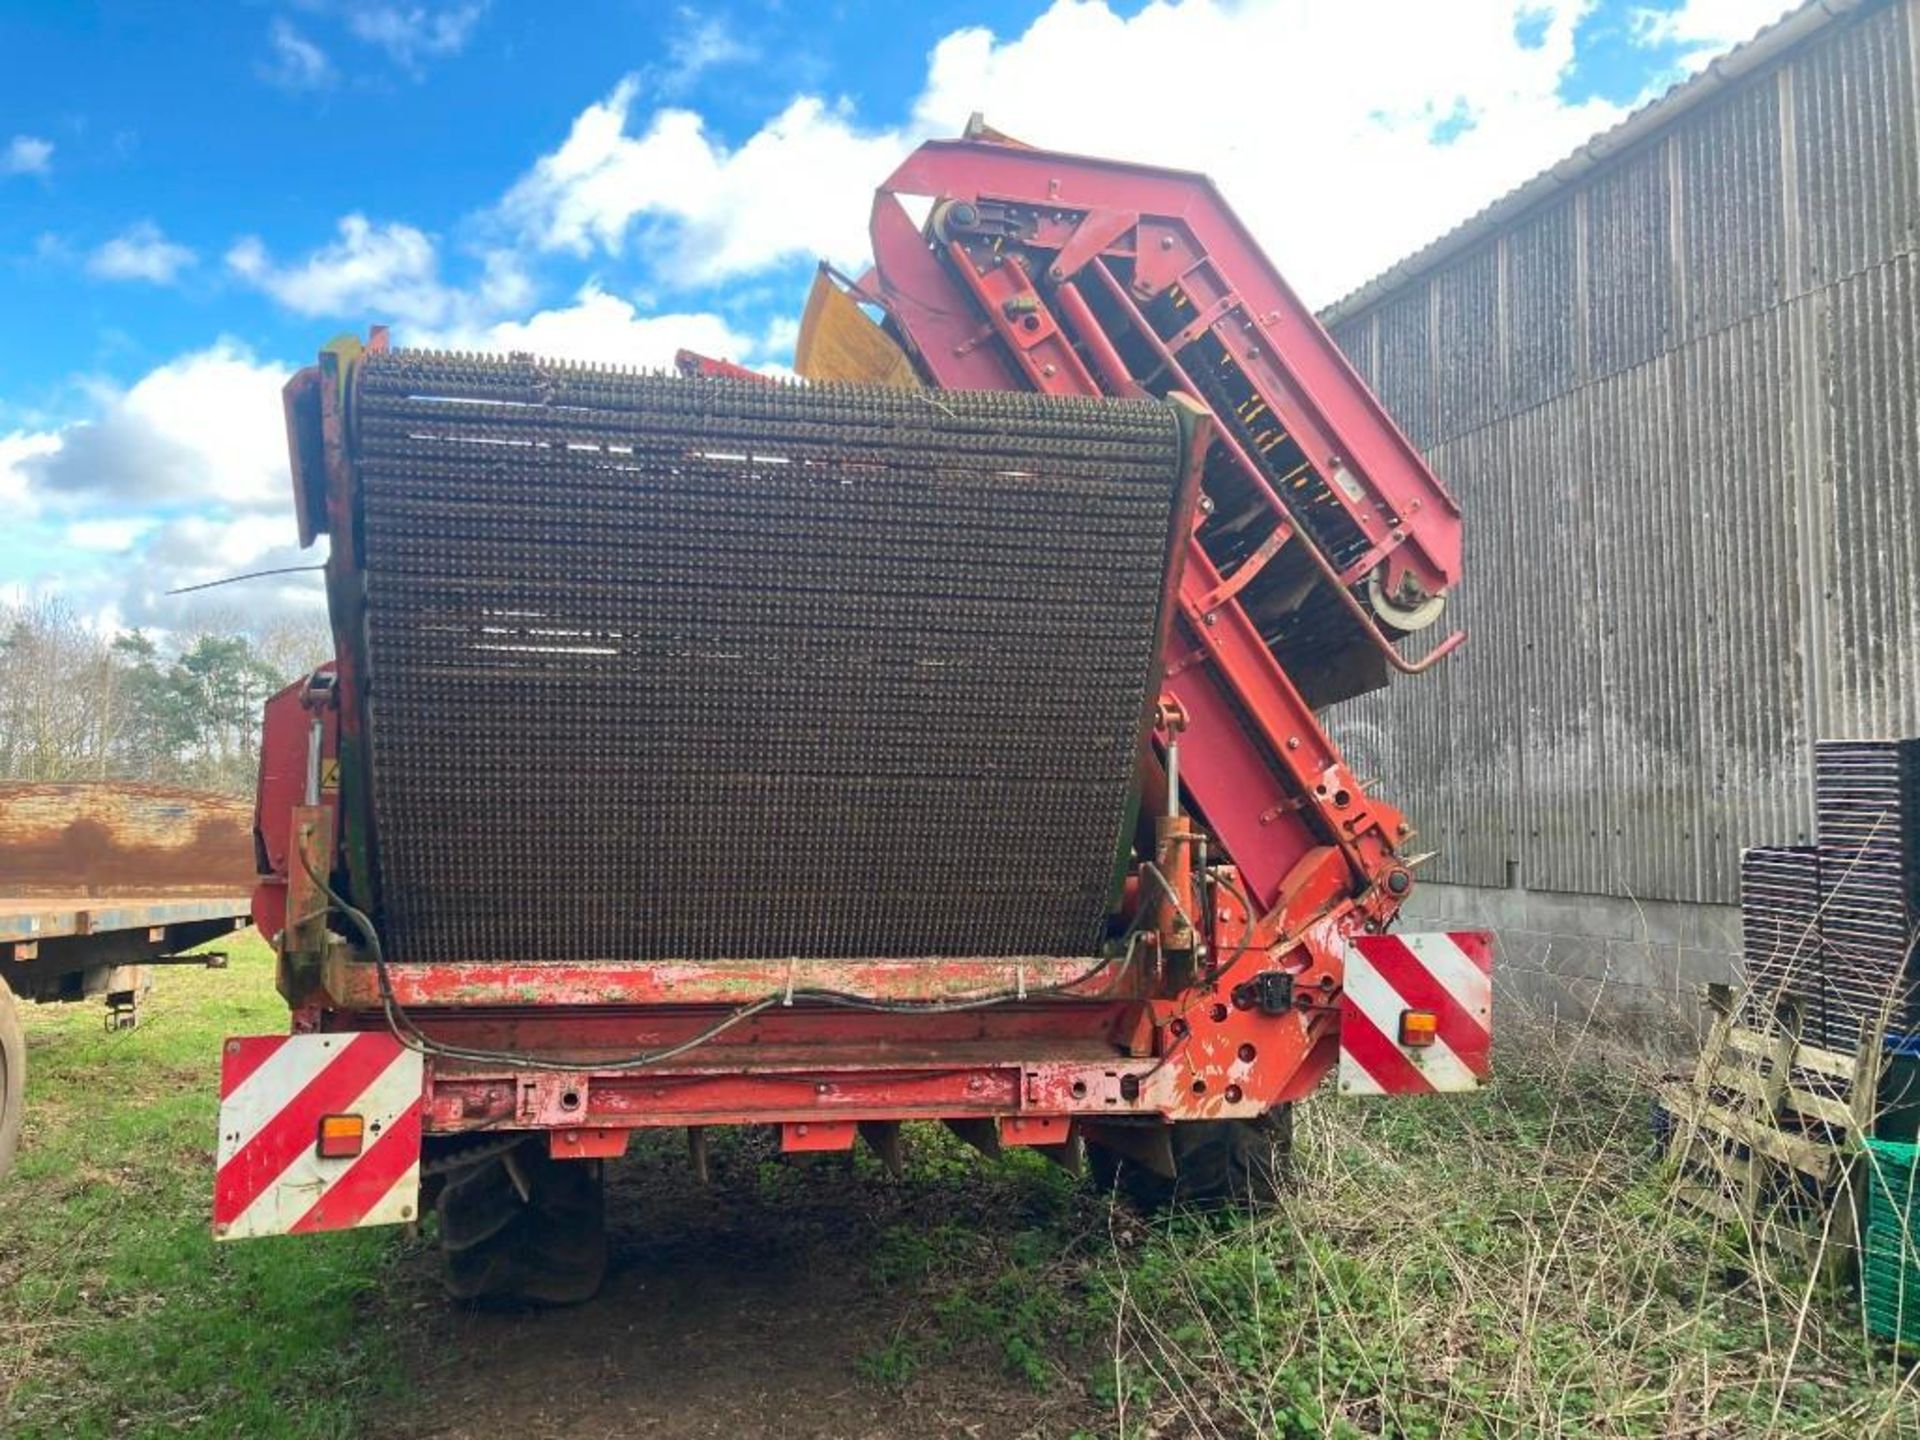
[386,1130,1108,1440]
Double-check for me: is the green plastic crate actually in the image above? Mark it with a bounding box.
[1863,1138,1920,1347]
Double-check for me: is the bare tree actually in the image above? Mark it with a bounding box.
[0,599,333,795]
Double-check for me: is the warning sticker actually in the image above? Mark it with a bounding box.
[319,759,340,792]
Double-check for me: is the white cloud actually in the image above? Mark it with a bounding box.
[346,2,486,72]
[761,314,800,361]
[902,0,1634,304]
[662,12,756,94]
[1631,0,1788,68]
[110,513,320,629]
[228,215,435,317]
[498,0,1792,306]
[227,214,529,330]
[4,135,53,176]
[417,282,755,369]
[261,19,335,92]
[22,343,292,513]
[64,516,159,552]
[0,430,62,513]
[501,85,907,285]
[2,344,324,628]
[88,222,198,284]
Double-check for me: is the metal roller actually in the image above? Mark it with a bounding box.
[348,352,1191,964]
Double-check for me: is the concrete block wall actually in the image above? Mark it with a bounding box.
[1399,881,1743,1042]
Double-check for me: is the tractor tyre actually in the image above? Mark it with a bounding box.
[437,1139,607,1306]
[0,984,22,1181]
[1088,1106,1293,1210]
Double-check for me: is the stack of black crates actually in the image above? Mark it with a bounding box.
[1740,739,1919,1052]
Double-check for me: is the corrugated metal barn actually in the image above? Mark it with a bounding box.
[1321,0,1920,1023]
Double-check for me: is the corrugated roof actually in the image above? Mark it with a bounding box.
[1319,0,1867,325]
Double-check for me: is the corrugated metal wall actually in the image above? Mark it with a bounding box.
[1330,0,1920,905]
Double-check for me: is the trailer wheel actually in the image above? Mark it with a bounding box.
[0,984,24,1181]
[436,1140,607,1305]
[1088,1107,1292,1210]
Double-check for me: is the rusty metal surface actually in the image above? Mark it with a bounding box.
[0,896,250,944]
[0,782,256,899]
[1326,0,1920,906]
[349,353,1189,963]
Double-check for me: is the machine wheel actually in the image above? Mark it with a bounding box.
[435,1139,607,1305]
[1089,1107,1293,1210]
[0,984,22,1181]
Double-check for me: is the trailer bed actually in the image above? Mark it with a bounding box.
[0,895,252,945]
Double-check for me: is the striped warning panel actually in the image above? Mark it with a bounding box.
[213,1032,423,1241]
[1337,932,1493,1095]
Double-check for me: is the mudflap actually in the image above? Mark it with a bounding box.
[1337,931,1493,1096]
[213,1032,423,1240]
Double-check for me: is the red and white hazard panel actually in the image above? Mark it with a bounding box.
[1338,931,1493,1095]
[213,1032,423,1240]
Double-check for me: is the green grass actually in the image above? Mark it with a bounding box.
[856,1031,1920,1438]
[7,948,1920,1437]
[0,933,413,1439]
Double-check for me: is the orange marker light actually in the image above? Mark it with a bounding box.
[1398,1009,1439,1048]
[317,1114,366,1159]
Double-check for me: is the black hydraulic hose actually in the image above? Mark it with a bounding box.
[296,851,1140,1073]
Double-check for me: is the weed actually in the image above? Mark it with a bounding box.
[9,943,1920,1438]
[1092,1009,1920,1438]
[0,934,414,1439]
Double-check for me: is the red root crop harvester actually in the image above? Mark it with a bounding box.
[216,126,1490,1303]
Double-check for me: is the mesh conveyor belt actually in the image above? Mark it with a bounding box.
[350,352,1186,963]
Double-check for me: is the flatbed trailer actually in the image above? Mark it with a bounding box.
[0,783,254,1177]
[1,895,250,1004]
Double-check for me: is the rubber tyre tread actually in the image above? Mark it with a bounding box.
[1090,1108,1293,1211]
[436,1157,524,1252]
[0,985,23,1181]
[436,1143,608,1306]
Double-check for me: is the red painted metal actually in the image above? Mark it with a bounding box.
[371,888,1336,1136]
[673,348,766,381]
[550,1128,631,1161]
[1338,932,1493,1095]
[1081,260,1468,681]
[882,140,1460,600]
[781,1121,857,1153]
[236,130,1477,1227]
[251,666,337,944]
[865,143,1428,925]
[319,952,1137,1009]
[1000,1115,1072,1147]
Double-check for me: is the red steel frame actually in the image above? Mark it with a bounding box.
[261,134,1465,1165]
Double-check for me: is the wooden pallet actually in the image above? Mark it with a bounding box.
[1660,985,1884,1283]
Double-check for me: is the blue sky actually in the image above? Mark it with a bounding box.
[0,0,1789,633]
